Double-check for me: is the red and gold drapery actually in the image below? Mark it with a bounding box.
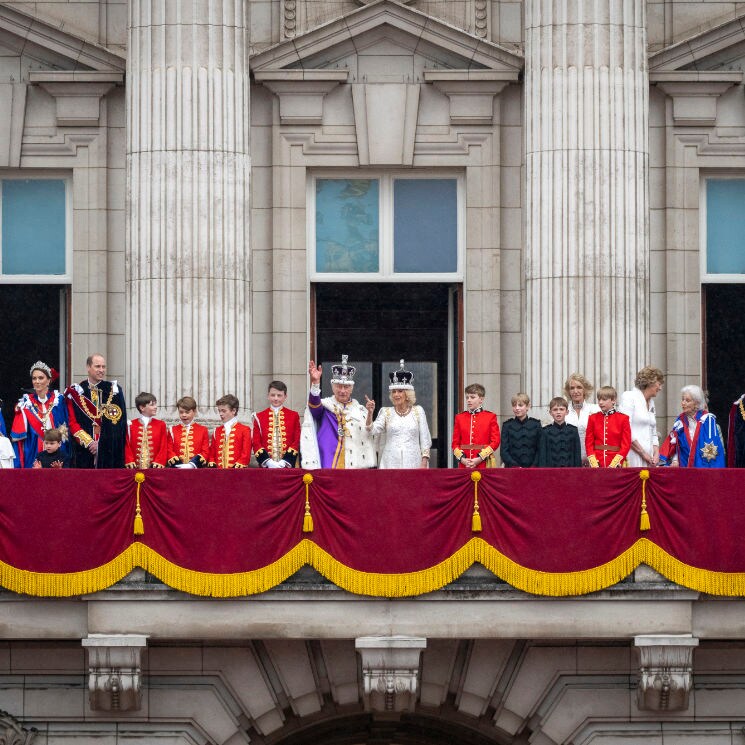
[0,468,743,597]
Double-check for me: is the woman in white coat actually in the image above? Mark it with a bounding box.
[619,366,665,467]
[368,361,432,469]
[564,373,600,465]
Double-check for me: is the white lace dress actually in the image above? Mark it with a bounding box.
[369,406,432,469]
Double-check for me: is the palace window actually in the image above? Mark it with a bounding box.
[703,177,745,280]
[310,173,462,281]
[0,177,69,282]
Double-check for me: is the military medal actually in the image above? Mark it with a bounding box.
[700,441,719,461]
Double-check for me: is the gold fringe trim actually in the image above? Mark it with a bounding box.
[5,538,745,598]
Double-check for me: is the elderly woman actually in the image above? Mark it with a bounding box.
[564,373,601,465]
[10,361,70,468]
[659,385,725,467]
[619,366,664,468]
[368,360,432,469]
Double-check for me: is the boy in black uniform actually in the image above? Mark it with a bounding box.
[33,428,70,469]
[538,397,581,467]
[501,393,542,467]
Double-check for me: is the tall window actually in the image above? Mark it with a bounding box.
[310,173,462,281]
[703,177,745,280]
[0,177,69,282]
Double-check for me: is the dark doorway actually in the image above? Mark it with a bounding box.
[0,285,68,433]
[703,284,745,424]
[314,283,456,467]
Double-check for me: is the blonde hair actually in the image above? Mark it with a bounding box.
[597,386,617,401]
[511,392,530,406]
[635,366,665,390]
[564,373,594,401]
[389,390,416,405]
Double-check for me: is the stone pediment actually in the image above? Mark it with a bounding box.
[250,0,523,77]
[0,3,124,74]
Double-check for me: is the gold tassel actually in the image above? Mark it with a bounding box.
[134,472,145,535]
[302,473,314,533]
[639,469,650,532]
[471,470,482,532]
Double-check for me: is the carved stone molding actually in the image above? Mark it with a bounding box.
[0,710,37,745]
[652,71,742,127]
[473,0,489,38]
[634,635,699,711]
[82,634,148,711]
[30,71,123,127]
[425,70,517,125]
[356,636,426,712]
[255,70,348,125]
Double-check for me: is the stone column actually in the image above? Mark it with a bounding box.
[524,1,649,408]
[126,1,250,421]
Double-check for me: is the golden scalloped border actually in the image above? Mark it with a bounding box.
[1,538,744,598]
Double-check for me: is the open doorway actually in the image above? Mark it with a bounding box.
[313,283,460,468]
[0,285,69,433]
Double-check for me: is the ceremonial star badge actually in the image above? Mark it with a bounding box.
[700,441,719,461]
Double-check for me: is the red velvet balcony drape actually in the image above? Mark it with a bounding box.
[0,468,742,596]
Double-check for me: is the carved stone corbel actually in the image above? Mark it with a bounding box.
[82,634,148,711]
[651,71,742,127]
[0,709,37,745]
[355,636,426,712]
[634,635,699,711]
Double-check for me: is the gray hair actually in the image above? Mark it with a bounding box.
[681,384,707,411]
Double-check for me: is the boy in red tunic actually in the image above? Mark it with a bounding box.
[252,380,300,468]
[168,396,210,468]
[585,386,632,468]
[452,383,500,469]
[124,392,169,468]
[208,394,251,468]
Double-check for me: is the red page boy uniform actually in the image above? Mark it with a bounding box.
[168,422,210,468]
[585,409,631,468]
[252,407,301,468]
[452,407,500,469]
[209,420,251,468]
[125,416,169,468]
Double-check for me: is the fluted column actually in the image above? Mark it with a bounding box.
[126,1,250,421]
[524,1,649,407]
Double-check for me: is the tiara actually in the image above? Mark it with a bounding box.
[389,360,414,390]
[30,361,53,379]
[330,354,356,385]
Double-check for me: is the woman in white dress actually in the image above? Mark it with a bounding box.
[564,373,601,465]
[368,361,432,469]
[619,366,664,468]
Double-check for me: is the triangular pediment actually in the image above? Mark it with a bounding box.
[649,10,745,72]
[0,3,124,73]
[250,0,523,75]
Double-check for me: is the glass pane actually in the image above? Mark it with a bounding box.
[320,360,373,402]
[381,361,437,438]
[316,179,379,273]
[394,179,457,273]
[2,179,66,275]
[707,179,745,274]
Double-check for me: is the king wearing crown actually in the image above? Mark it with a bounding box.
[300,355,376,469]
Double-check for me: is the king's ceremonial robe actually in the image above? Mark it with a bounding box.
[585,410,631,468]
[452,408,500,469]
[209,421,251,468]
[65,380,127,468]
[300,388,375,469]
[252,407,300,468]
[168,422,210,467]
[727,394,745,468]
[124,417,169,469]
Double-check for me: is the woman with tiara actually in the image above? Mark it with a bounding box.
[367,360,432,469]
[10,361,70,468]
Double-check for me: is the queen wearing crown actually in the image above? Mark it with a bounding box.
[10,360,70,468]
[368,361,432,469]
[301,355,377,469]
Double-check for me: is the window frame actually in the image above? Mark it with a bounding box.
[0,172,72,284]
[700,172,745,283]
[308,170,465,282]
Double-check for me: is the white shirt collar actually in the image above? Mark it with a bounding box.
[271,405,283,413]
[140,415,151,427]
